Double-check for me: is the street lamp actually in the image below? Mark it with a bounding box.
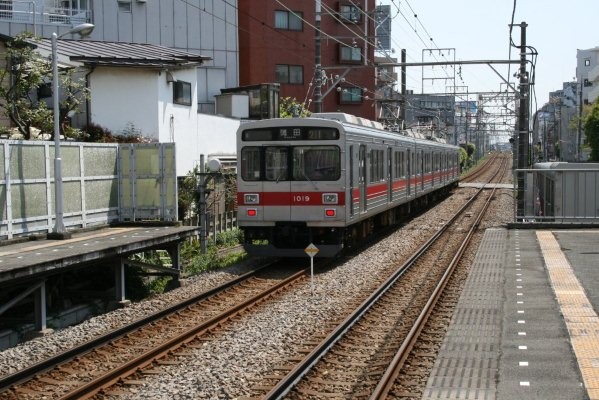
[48,23,95,240]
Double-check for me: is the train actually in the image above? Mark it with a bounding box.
[236,113,461,257]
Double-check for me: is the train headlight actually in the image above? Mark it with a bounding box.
[325,209,336,217]
[322,193,338,205]
[247,208,257,217]
[244,193,260,204]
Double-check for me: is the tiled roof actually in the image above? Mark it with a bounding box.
[33,38,211,68]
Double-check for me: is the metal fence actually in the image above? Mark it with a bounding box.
[514,164,599,224]
[211,211,237,236]
[0,1,91,28]
[0,140,177,240]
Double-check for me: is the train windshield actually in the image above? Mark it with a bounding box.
[293,146,340,181]
[265,147,288,181]
[240,145,340,181]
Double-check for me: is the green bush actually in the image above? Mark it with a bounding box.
[146,276,172,295]
[181,229,246,277]
[214,229,243,247]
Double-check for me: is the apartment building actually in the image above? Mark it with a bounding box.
[576,47,599,104]
[238,0,377,120]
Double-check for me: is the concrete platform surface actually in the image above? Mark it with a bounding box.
[424,228,599,399]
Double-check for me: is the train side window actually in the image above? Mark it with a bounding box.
[370,149,384,182]
[400,151,405,177]
[241,147,261,181]
[265,147,289,181]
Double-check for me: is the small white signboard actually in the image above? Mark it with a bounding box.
[305,243,319,256]
[305,243,319,295]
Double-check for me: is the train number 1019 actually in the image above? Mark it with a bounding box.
[293,195,311,203]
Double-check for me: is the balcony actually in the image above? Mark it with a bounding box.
[0,1,91,30]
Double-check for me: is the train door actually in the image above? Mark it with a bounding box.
[407,148,412,197]
[433,152,437,186]
[420,150,425,191]
[349,145,355,217]
[359,144,367,212]
[388,147,393,202]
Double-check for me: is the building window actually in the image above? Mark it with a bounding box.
[340,4,361,22]
[274,10,303,31]
[585,59,591,66]
[275,64,303,84]
[339,45,362,63]
[117,1,132,12]
[173,81,192,106]
[340,87,363,104]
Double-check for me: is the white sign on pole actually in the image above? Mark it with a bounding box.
[305,243,319,295]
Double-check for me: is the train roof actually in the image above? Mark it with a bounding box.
[238,115,459,149]
[310,112,385,130]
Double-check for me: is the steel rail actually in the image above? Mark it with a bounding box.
[0,261,276,393]
[59,267,307,400]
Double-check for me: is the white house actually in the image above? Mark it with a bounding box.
[0,0,242,177]
[31,38,240,177]
[0,0,239,116]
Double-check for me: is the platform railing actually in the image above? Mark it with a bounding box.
[514,167,599,224]
[0,140,178,240]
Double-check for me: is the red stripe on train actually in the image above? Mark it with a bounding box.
[237,192,346,206]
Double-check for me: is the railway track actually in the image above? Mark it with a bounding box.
[243,154,509,399]
[461,152,503,183]
[0,261,308,399]
[0,154,511,399]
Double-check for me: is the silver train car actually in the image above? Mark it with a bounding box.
[236,113,461,257]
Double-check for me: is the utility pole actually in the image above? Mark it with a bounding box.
[577,76,583,161]
[514,21,529,218]
[400,49,406,128]
[196,155,224,253]
[314,0,322,113]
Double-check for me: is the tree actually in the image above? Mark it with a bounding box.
[0,33,89,140]
[279,97,311,118]
[584,100,599,161]
[458,146,468,170]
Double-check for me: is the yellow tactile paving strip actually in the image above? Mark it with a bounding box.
[537,230,599,400]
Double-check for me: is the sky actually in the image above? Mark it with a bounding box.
[378,0,599,110]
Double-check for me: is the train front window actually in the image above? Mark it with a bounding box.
[293,146,340,181]
[241,147,261,181]
[265,147,289,181]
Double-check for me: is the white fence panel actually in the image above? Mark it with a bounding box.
[0,140,177,240]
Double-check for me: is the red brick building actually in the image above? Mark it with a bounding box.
[238,0,377,120]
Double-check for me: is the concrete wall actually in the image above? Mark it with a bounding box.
[90,67,160,137]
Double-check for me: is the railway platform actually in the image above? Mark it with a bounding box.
[0,225,198,343]
[423,228,599,399]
